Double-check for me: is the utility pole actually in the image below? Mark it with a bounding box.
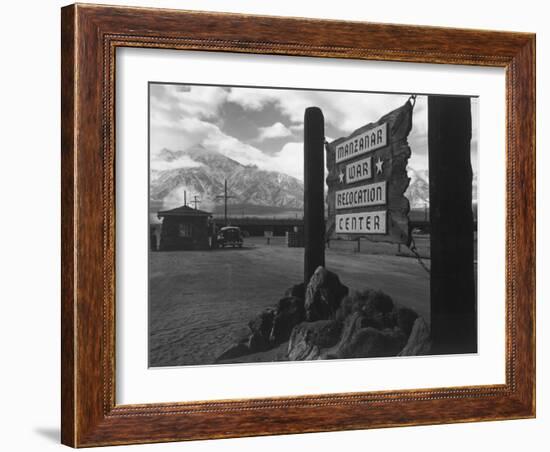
[191,195,201,210]
[215,180,235,226]
[184,191,187,206]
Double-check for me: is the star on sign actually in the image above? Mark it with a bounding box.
[338,170,345,184]
[375,157,384,174]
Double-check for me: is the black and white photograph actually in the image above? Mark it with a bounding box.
[148,82,479,367]
[1,0,542,449]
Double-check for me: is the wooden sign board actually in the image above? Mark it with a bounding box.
[326,101,413,245]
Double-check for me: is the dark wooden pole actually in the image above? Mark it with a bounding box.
[304,107,325,285]
[224,180,228,225]
[428,95,476,354]
[215,179,234,226]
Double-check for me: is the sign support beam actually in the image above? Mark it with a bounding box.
[428,95,476,354]
[304,107,326,285]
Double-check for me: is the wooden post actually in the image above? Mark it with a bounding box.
[215,180,234,226]
[428,95,476,354]
[304,107,325,285]
[224,180,228,225]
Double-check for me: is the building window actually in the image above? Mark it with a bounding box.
[178,223,192,237]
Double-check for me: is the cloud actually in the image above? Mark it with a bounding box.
[268,142,303,181]
[151,84,483,181]
[289,123,303,133]
[257,122,293,140]
[186,119,305,180]
[153,112,305,181]
[151,155,203,172]
[173,86,228,118]
[150,84,228,121]
[202,127,270,166]
[150,90,300,176]
[150,115,217,156]
[226,87,416,135]
[226,89,277,110]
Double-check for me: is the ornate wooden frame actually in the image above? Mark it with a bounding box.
[61,3,536,447]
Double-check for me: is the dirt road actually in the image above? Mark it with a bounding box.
[149,237,430,367]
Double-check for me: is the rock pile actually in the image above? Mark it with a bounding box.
[216,266,431,363]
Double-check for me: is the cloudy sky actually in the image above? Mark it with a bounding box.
[149,83,478,181]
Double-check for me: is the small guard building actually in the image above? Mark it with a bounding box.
[157,205,212,251]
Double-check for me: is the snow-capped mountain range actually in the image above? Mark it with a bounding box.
[150,145,443,216]
[150,146,303,215]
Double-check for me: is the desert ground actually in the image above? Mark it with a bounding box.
[149,235,432,367]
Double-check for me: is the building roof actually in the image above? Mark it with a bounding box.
[157,205,212,218]
[219,226,241,231]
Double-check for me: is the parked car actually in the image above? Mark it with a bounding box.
[217,226,244,248]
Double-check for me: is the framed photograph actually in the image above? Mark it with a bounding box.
[61,3,535,447]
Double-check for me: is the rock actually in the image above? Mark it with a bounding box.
[398,317,432,356]
[393,306,419,337]
[246,308,276,351]
[245,297,306,350]
[359,290,394,330]
[215,342,250,362]
[322,309,407,359]
[334,326,407,359]
[284,282,305,300]
[305,266,349,321]
[287,320,342,360]
[270,297,305,344]
[335,295,353,320]
[335,289,395,330]
[335,311,365,349]
[365,290,394,313]
[248,308,275,340]
[248,331,270,353]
